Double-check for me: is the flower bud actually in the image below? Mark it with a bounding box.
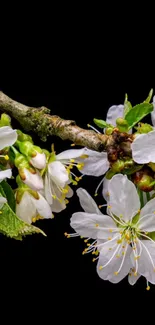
[0,113,11,126]
[111,159,125,172]
[105,127,114,135]
[116,118,129,132]
[132,169,154,192]
[17,130,33,143]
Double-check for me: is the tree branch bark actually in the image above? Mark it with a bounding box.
[0,91,111,151]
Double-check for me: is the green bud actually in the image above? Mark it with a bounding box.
[14,153,30,169]
[0,113,11,126]
[136,123,153,134]
[124,159,134,169]
[105,127,114,135]
[137,175,154,192]
[116,117,129,132]
[17,130,33,143]
[111,159,125,172]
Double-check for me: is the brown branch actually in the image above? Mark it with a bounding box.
[0,91,113,151]
[0,92,133,156]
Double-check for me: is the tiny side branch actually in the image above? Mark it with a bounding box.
[0,91,111,151]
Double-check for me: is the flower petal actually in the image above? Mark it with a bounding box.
[23,169,43,191]
[151,96,155,126]
[0,196,7,209]
[109,174,140,222]
[30,152,46,169]
[44,173,53,205]
[132,240,155,284]
[16,192,36,224]
[56,148,86,160]
[128,270,141,286]
[0,169,12,182]
[50,181,66,213]
[80,149,109,176]
[131,130,155,163]
[106,104,124,126]
[70,212,116,239]
[97,238,132,283]
[32,193,52,219]
[0,126,17,150]
[66,186,73,198]
[76,188,102,214]
[138,198,155,232]
[48,161,69,188]
[102,177,110,202]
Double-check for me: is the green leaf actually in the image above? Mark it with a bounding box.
[125,103,153,130]
[93,118,110,129]
[1,180,16,212]
[144,88,153,103]
[124,94,132,117]
[0,186,46,239]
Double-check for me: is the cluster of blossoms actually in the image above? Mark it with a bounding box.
[66,95,155,289]
[1,92,155,289]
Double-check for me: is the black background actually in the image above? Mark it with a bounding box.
[0,14,154,317]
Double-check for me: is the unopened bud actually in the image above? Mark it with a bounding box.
[116,118,129,132]
[133,171,154,192]
[111,159,125,172]
[0,113,11,126]
[17,130,33,143]
[105,127,114,135]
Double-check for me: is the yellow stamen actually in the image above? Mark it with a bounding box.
[117,239,122,244]
[52,214,55,219]
[146,286,150,291]
[87,243,90,247]
[70,159,75,163]
[64,232,68,237]
[52,194,57,199]
[109,248,112,251]
[92,258,96,262]
[116,255,120,258]
[87,124,90,127]
[108,237,112,240]
[65,199,69,204]
[72,181,78,185]
[70,143,75,146]
[108,205,111,209]
[122,252,125,255]
[84,239,89,243]
[109,229,113,233]
[134,272,137,276]
[94,193,98,197]
[99,266,103,270]
[92,251,95,255]
[0,211,2,214]
[95,250,99,255]
[4,155,9,160]
[77,163,84,170]
[114,271,118,275]
[122,245,125,248]
[95,224,99,227]
[80,236,83,239]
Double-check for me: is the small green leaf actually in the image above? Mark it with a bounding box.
[0,186,46,239]
[93,118,110,129]
[144,88,153,103]
[124,94,132,117]
[1,180,16,212]
[125,103,153,130]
